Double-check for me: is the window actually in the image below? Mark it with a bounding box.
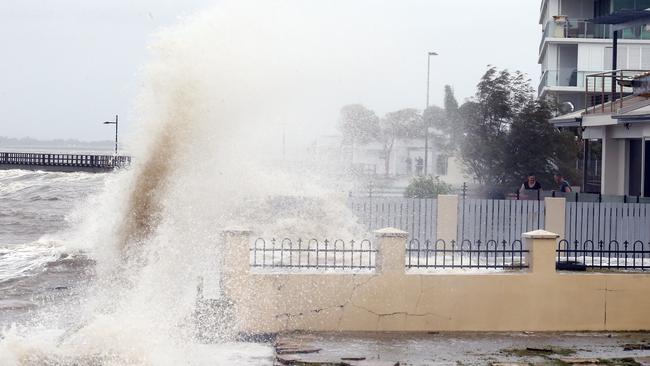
[614,0,635,11]
[613,0,650,10]
[594,0,612,17]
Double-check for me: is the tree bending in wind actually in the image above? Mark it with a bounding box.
[379,108,422,177]
[338,104,380,163]
[457,66,579,190]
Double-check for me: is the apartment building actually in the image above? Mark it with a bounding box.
[539,0,650,109]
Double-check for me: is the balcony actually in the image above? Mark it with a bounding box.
[538,69,594,95]
[540,19,650,53]
[540,19,611,53]
[583,70,648,115]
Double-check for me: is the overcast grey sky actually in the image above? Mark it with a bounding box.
[0,1,540,141]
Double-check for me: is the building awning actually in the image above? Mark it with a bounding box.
[592,9,650,24]
[591,9,650,30]
[611,100,650,124]
[549,109,583,127]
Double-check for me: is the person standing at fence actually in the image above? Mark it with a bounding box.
[405,157,412,176]
[518,173,541,199]
[554,173,572,193]
[415,157,423,176]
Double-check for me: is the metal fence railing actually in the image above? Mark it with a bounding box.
[557,239,650,271]
[565,201,650,245]
[347,197,437,241]
[249,238,376,271]
[406,239,529,270]
[457,198,545,248]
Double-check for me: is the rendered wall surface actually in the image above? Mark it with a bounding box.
[221,226,650,333]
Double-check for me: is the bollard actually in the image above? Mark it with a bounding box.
[373,227,408,274]
[436,195,459,249]
[523,229,559,275]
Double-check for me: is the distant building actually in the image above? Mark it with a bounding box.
[539,0,650,110]
[311,134,469,186]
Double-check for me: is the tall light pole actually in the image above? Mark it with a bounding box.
[103,115,119,155]
[424,51,438,175]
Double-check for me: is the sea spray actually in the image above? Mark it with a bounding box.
[0,1,375,364]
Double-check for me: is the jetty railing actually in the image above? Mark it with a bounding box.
[0,152,131,169]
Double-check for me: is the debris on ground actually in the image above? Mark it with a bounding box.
[623,344,650,351]
[272,332,650,366]
[501,346,577,357]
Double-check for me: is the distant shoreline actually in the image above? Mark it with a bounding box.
[0,146,128,155]
[0,136,128,155]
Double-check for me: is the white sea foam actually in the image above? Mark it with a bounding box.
[0,1,374,364]
[0,240,67,284]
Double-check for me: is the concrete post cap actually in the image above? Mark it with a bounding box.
[522,229,559,239]
[221,227,253,235]
[437,194,459,198]
[544,197,567,202]
[373,227,409,238]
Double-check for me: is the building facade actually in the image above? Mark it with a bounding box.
[550,70,650,196]
[539,0,650,109]
[311,135,469,185]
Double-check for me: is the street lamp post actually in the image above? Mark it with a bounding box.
[103,115,119,156]
[424,51,438,175]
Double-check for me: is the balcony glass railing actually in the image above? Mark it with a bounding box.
[542,19,612,40]
[538,69,607,94]
[541,19,650,51]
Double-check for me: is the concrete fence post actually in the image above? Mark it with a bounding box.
[373,227,408,274]
[544,197,566,250]
[436,194,459,249]
[221,227,252,277]
[523,230,560,275]
[212,227,252,336]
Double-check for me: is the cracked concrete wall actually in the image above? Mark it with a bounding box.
[222,229,650,333]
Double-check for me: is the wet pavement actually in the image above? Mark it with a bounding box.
[273,332,650,365]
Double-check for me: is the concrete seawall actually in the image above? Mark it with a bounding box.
[219,228,650,333]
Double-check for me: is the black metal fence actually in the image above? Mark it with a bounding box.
[565,201,650,245]
[557,239,650,271]
[458,198,545,247]
[0,152,131,169]
[406,239,529,270]
[250,238,376,270]
[347,197,437,241]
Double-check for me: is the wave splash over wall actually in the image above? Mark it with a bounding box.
[0,1,370,365]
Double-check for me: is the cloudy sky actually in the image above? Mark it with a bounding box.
[0,0,540,142]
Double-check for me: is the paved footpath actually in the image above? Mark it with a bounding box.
[272,332,650,366]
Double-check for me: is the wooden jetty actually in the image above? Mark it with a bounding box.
[0,152,131,172]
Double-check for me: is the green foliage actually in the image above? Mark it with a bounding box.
[338,104,380,145]
[379,108,423,176]
[457,66,580,188]
[427,86,462,155]
[404,176,452,198]
[444,85,459,112]
[335,67,580,190]
[380,108,423,139]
